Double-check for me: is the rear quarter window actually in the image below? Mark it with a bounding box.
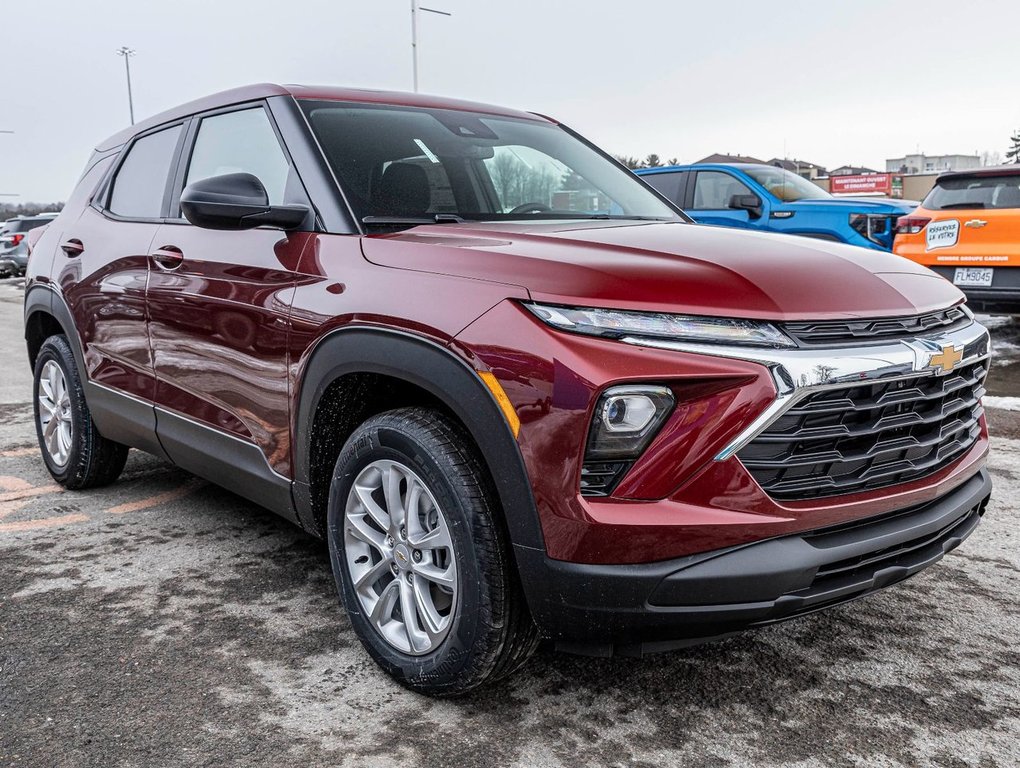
[108,124,183,219]
[924,174,1020,210]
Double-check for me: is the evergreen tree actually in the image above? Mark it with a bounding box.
[614,155,642,170]
[1007,131,1020,164]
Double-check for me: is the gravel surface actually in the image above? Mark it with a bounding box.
[1,278,1018,767]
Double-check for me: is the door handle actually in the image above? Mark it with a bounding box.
[60,239,84,257]
[151,245,184,270]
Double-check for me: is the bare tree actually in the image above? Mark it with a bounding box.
[0,202,63,219]
[488,151,559,211]
[981,150,1002,167]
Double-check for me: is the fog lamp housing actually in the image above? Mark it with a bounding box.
[585,385,675,461]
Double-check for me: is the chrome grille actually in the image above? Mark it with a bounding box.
[783,307,969,347]
[738,360,986,500]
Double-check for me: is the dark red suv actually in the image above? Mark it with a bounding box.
[24,84,992,695]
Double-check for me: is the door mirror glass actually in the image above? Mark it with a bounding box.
[180,173,308,230]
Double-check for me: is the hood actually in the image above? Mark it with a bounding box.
[361,220,963,321]
[784,197,916,214]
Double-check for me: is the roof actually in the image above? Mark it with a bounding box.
[767,158,827,172]
[96,83,550,152]
[694,153,767,165]
[830,165,880,175]
[637,162,793,174]
[936,164,1020,181]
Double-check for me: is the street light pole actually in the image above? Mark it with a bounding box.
[116,46,136,125]
[410,1,451,93]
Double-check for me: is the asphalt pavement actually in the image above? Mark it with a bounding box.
[1,277,1018,768]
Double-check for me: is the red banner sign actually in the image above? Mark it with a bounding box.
[830,174,892,195]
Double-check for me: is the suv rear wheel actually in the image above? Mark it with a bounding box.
[326,407,537,695]
[33,335,128,489]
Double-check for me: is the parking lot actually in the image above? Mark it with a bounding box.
[0,278,1018,768]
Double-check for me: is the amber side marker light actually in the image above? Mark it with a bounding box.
[478,371,521,439]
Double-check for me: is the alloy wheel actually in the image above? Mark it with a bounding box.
[343,459,458,656]
[37,360,73,468]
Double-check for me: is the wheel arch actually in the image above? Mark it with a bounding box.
[292,327,544,553]
[23,284,85,373]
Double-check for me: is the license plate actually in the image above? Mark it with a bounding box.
[927,219,960,250]
[954,267,993,287]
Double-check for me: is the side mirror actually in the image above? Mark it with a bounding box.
[180,173,309,231]
[729,194,763,219]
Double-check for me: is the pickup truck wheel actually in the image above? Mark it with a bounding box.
[327,407,538,695]
[33,335,128,489]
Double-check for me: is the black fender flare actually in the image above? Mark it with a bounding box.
[23,283,87,375]
[292,326,545,553]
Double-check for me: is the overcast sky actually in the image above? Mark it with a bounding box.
[3,0,1019,202]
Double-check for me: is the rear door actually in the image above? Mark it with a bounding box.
[639,170,688,208]
[58,123,185,405]
[147,103,314,503]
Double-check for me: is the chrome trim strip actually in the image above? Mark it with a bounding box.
[88,379,154,409]
[619,319,991,462]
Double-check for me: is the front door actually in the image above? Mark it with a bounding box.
[688,170,757,229]
[146,105,314,513]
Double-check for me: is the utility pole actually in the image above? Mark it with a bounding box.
[411,1,451,92]
[116,47,136,125]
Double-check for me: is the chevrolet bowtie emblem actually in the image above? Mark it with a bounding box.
[964,219,988,228]
[928,344,964,374]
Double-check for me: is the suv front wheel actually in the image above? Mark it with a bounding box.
[327,407,537,695]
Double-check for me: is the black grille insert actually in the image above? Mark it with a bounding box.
[784,308,969,347]
[738,360,986,499]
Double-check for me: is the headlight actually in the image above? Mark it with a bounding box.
[524,302,795,348]
[849,213,896,245]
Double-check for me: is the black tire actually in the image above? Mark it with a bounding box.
[32,335,129,489]
[327,407,538,696]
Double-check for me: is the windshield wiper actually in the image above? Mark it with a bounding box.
[362,213,466,226]
[938,202,986,209]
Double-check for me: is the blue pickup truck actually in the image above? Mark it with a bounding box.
[636,163,914,251]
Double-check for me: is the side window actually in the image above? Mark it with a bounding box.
[642,172,685,204]
[186,108,290,205]
[108,124,183,218]
[691,171,753,210]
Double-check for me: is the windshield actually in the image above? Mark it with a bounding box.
[299,100,680,226]
[924,174,1020,210]
[743,166,829,202]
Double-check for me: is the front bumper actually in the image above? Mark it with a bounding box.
[516,468,990,655]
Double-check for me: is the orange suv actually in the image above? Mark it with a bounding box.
[894,166,1020,314]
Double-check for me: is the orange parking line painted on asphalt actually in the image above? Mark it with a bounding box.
[0,513,90,532]
[104,479,205,515]
[0,485,62,504]
[0,475,33,492]
[0,447,37,458]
